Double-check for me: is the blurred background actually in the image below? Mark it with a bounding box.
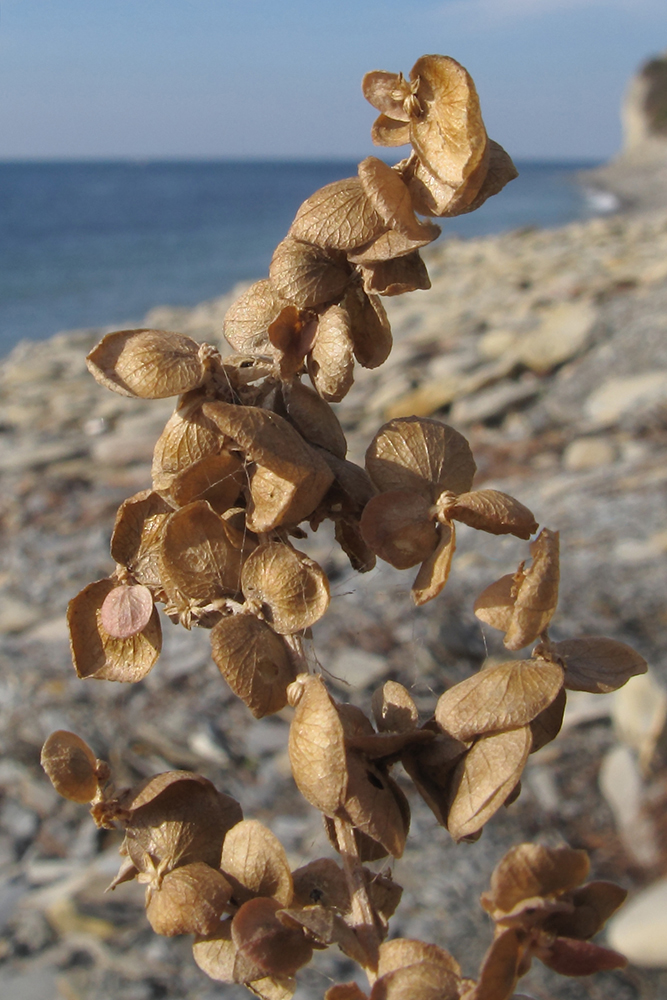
[1,2,667,999]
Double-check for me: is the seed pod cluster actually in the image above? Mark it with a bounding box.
[45,53,643,1000]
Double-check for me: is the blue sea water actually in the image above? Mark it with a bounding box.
[0,159,607,357]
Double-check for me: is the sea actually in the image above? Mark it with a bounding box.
[0,159,615,357]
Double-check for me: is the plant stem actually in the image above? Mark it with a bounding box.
[334,815,380,977]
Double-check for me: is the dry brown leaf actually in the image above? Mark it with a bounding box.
[371,681,419,733]
[307,303,355,402]
[551,637,648,694]
[377,938,461,979]
[241,542,330,634]
[358,252,431,296]
[345,729,434,760]
[358,157,440,241]
[367,417,476,499]
[362,71,412,121]
[110,489,172,590]
[245,975,297,1000]
[403,145,489,219]
[211,614,296,718]
[408,55,488,196]
[192,919,236,982]
[412,522,456,605]
[41,730,101,803]
[203,401,334,531]
[221,819,293,906]
[100,584,154,639]
[287,675,348,817]
[317,450,376,513]
[170,450,245,513]
[269,237,351,309]
[342,285,392,370]
[450,490,538,540]
[322,815,390,863]
[86,329,207,398]
[341,754,410,858]
[268,306,318,379]
[152,392,224,491]
[360,490,439,569]
[223,279,287,356]
[435,659,564,742]
[285,380,347,459]
[159,501,244,609]
[289,177,385,251]
[447,727,532,841]
[530,685,567,753]
[232,897,313,981]
[146,862,232,937]
[68,578,162,682]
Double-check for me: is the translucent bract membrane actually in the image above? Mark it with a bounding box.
[86,329,210,399]
[110,489,173,591]
[269,238,352,310]
[152,391,226,492]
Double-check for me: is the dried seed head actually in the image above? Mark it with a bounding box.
[482,843,591,918]
[146,862,232,937]
[341,285,392,370]
[357,157,440,243]
[241,542,330,634]
[211,615,296,718]
[289,177,385,252]
[100,583,155,639]
[307,303,355,402]
[288,675,348,816]
[86,329,207,398]
[435,659,564,742]
[203,401,335,531]
[448,489,538,540]
[284,380,347,459]
[371,681,419,733]
[367,417,476,500]
[192,919,236,983]
[68,577,162,682]
[447,727,532,841]
[220,819,293,906]
[362,71,413,123]
[152,392,225,492]
[549,637,647,694]
[224,279,287,357]
[122,771,242,871]
[41,730,101,803]
[269,238,351,310]
[232,897,313,981]
[474,528,560,650]
[360,490,439,569]
[158,501,244,610]
[110,490,172,591]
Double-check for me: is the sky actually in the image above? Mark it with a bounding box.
[0,0,665,161]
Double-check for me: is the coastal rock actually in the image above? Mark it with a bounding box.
[607,878,667,967]
[562,435,616,471]
[585,370,667,427]
[516,300,597,374]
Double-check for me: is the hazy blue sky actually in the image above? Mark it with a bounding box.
[1,0,665,161]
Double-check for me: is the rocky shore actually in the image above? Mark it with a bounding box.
[2,205,667,1000]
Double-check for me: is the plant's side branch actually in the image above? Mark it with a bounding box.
[334,815,380,978]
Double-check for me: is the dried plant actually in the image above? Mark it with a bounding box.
[41,54,645,999]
